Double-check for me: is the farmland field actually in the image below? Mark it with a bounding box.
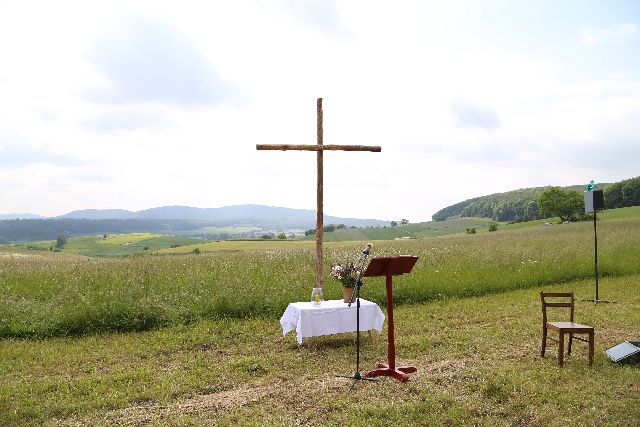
[9,233,210,257]
[157,238,316,254]
[1,210,640,425]
[311,217,497,241]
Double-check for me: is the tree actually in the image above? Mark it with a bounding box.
[277,233,286,240]
[538,187,583,222]
[488,222,498,232]
[465,227,476,234]
[604,182,623,208]
[604,176,640,209]
[55,234,67,249]
[304,229,316,236]
[323,224,336,232]
[390,221,398,227]
[621,177,640,207]
[401,219,409,225]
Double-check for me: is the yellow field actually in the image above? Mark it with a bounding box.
[100,233,159,244]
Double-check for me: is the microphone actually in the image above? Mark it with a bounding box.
[362,244,371,255]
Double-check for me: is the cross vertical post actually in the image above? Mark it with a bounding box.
[256,98,381,290]
[316,98,324,289]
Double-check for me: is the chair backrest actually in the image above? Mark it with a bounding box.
[540,291,574,324]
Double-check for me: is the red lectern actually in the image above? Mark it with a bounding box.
[363,256,418,382]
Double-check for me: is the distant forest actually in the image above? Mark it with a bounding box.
[602,176,640,209]
[432,176,640,222]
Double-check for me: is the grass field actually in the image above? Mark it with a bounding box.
[319,206,640,240]
[2,215,640,339]
[1,275,638,426]
[1,208,639,425]
[311,217,496,241]
[500,206,640,231]
[10,233,210,257]
[157,239,316,254]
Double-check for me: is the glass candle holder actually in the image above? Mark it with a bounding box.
[310,287,323,305]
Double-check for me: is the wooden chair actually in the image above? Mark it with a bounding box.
[540,291,594,367]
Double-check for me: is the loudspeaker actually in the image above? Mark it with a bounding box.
[584,189,605,213]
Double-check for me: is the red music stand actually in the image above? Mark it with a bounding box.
[363,256,418,382]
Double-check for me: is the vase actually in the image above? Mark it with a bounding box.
[311,287,323,305]
[342,287,354,303]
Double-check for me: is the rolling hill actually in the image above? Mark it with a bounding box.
[432,176,640,223]
[0,213,45,220]
[432,184,600,222]
[57,204,387,227]
[0,205,388,243]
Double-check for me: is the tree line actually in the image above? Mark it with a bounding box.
[603,176,640,209]
[432,175,640,223]
[432,187,556,222]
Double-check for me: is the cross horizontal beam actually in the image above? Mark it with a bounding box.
[256,144,381,152]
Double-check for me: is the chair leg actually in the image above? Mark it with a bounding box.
[541,328,547,357]
[568,333,573,355]
[589,331,594,366]
[558,332,564,367]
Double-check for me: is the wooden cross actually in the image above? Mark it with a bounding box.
[257,98,381,289]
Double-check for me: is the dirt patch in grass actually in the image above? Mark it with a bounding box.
[75,378,344,425]
[55,383,275,426]
[61,356,473,426]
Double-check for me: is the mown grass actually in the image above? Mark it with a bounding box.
[1,275,638,426]
[316,217,496,241]
[158,239,315,254]
[1,216,640,339]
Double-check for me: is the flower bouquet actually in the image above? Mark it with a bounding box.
[330,262,363,303]
[330,245,372,303]
[330,262,362,288]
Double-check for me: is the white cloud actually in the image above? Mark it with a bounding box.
[86,16,236,107]
[81,106,174,133]
[580,23,638,46]
[451,99,501,130]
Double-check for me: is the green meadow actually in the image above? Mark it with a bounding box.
[3,215,639,339]
[309,217,496,241]
[13,233,210,258]
[1,209,640,425]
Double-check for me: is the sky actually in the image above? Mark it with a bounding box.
[1,0,639,221]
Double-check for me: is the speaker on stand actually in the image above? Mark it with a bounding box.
[584,187,610,304]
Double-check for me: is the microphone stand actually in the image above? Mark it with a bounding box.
[337,247,379,389]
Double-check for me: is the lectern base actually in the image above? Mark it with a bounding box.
[364,363,417,382]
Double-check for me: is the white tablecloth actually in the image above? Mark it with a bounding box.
[280,299,385,344]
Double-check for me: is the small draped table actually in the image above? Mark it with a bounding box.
[280,299,385,345]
